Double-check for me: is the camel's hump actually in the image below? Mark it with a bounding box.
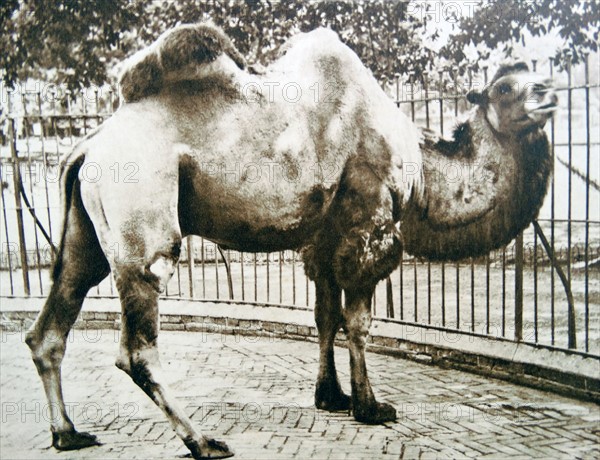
[119,23,246,103]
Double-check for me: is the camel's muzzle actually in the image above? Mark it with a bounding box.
[523,85,558,126]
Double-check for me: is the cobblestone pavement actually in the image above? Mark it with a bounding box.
[1,329,598,459]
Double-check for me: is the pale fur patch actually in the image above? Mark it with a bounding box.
[149,258,175,293]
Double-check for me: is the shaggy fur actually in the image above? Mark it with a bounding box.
[119,23,247,102]
[27,23,556,458]
[404,117,552,261]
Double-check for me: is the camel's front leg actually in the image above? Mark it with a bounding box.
[114,257,233,460]
[343,288,397,424]
[314,275,351,411]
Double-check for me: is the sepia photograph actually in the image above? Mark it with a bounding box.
[1,1,598,459]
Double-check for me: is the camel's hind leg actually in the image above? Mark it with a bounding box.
[81,178,233,458]
[25,181,110,450]
[111,250,230,459]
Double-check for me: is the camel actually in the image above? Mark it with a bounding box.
[25,23,557,459]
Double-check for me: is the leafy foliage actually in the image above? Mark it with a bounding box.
[133,0,430,84]
[1,0,144,89]
[1,0,598,90]
[441,0,599,71]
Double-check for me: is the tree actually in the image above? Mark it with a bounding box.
[1,0,598,91]
[440,0,599,71]
[1,0,144,90]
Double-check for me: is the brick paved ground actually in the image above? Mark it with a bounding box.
[1,330,598,459]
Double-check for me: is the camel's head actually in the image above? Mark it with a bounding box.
[466,62,558,135]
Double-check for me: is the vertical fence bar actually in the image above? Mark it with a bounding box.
[279,251,283,304]
[534,231,539,343]
[410,73,416,122]
[8,116,30,295]
[187,236,194,298]
[373,287,377,317]
[292,251,296,305]
[438,70,445,327]
[176,260,181,297]
[66,90,74,145]
[502,249,506,337]
[441,262,446,327]
[81,92,88,135]
[266,252,270,302]
[241,252,245,301]
[399,251,404,320]
[22,92,43,294]
[456,262,460,329]
[386,277,394,318]
[305,270,309,307]
[402,72,415,320]
[37,92,54,247]
[469,70,475,334]
[566,56,573,288]
[225,249,233,300]
[549,58,556,345]
[424,73,433,326]
[485,254,490,335]
[453,71,459,320]
[565,56,577,350]
[438,70,444,133]
[50,86,61,166]
[254,253,258,302]
[515,232,524,342]
[423,71,430,127]
[427,262,431,324]
[583,54,591,352]
[214,243,220,299]
[470,259,474,332]
[531,46,538,340]
[413,258,417,322]
[201,237,206,298]
[0,163,15,295]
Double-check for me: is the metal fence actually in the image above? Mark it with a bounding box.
[1,57,598,358]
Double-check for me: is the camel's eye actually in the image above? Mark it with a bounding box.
[498,83,512,95]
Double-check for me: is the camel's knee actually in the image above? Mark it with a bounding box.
[116,347,159,384]
[343,292,373,346]
[343,311,371,345]
[26,329,67,374]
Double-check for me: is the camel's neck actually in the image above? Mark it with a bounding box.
[401,112,552,261]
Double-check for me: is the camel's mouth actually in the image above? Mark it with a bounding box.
[513,101,557,125]
[531,102,558,114]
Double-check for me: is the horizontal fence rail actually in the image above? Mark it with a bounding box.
[1,57,598,359]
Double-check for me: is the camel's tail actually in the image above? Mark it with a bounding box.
[119,22,247,103]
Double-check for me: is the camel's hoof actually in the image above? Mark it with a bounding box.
[315,379,352,412]
[315,389,351,412]
[52,430,101,450]
[184,437,234,459]
[353,402,397,424]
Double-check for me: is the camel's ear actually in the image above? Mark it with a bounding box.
[466,90,486,105]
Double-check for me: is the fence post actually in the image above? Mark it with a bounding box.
[187,236,194,298]
[386,277,394,318]
[514,232,524,342]
[8,117,30,295]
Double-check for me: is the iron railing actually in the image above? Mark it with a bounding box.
[1,57,598,357]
